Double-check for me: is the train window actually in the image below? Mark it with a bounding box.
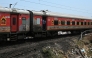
[33,18,36,25]
[84,22,86,25]
[54,20,58,25]
[72,21,75,25]
[37,18,40,24]
[81,22,83,25]
[61,21,65,25]
[77,22,79,25]
[12,17,16,25]
[88,22,90,25]
[67,21,70,25]
[22,17,26,25]
[90,22,91,25]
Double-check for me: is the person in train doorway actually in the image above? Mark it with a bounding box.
[43,20,46,24]
[42,20,46,30]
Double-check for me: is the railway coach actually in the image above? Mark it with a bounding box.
[44,11,92,34]
[0,7,92,41]
[0,7,45,41]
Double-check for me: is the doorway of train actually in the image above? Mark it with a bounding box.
[10,13,19,32]
[42,16,47,31]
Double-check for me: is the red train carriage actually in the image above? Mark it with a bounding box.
[0,7,31,41]
[26,10,44,37]
[0,7,92,41]
[45,11,92,35]
[0,7,45,41]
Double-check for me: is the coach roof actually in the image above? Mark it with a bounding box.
[0,7,44,15]
[45,11,92,20]
[0,7,92,19]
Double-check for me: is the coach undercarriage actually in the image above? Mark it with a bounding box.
[0,32,26,41]
[0,28,91,41]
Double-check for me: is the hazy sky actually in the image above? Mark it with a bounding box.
[0,0,92,17]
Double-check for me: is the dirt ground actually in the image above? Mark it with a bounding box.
[0,34,92,58]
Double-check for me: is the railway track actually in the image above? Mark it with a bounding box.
[0,32,90,58]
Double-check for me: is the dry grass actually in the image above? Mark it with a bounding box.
[42,46,66,58]
[76,34,92,57]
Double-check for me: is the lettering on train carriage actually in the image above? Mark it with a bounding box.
[1,17,6,25]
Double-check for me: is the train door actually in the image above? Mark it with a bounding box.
[22,17,26,31]
[11,14,18,32]
[42,16,47,30]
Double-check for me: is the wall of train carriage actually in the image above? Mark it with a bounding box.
[0,13,30,32]
[18,14,30,32]
[19,15,43,32]
[33,15,42,32]
[46,16,92,31]
[0,12,10,32]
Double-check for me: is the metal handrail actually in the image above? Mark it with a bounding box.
[80,29,92,40]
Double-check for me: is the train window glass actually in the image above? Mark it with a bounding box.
[37,18,40,24]
[54,20,58,25]
[88,22,90,25]
[91,22,92,25]
[33,18,35,25]
[72,21,75,25]
[22,17,26,25]
[67,21,70,25]
[12,17,16,25]
[81,22,83,25]
[61,21,65,25]
[84,22,86,25]
[77,22,79,25]
[90,22,91,25]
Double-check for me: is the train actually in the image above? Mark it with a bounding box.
[0,7,92,41]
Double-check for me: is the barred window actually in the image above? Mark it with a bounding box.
[54,20,58,25]
[88,22,90,25]
[81,22,83,25]
[84,22,86,25]
[72,21,75,25]
[77,22,79,25]
[91,22,92,25]
[37,18,40,24]
[61,21,65,25]
[67,21,70,25]
[12,17,16,25]
[22,17,26,25]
